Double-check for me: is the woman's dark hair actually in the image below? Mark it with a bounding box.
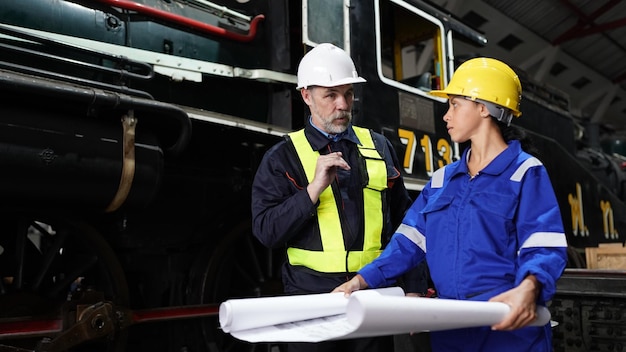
[496,121,541,158]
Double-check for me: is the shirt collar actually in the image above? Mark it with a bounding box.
[305,116,361,150]
[449,140,522,177]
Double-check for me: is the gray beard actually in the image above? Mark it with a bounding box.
[323,113,351,134]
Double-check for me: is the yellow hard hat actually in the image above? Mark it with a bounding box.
[429,57,522,117]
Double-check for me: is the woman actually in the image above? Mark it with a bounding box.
[333,57,568,352]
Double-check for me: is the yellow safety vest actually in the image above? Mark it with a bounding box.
[286,126,388,273]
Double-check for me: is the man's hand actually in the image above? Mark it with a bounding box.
[307,152,350,203]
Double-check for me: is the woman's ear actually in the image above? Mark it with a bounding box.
[479,103,491,118]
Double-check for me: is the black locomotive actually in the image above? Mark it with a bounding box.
[0,1,624,351]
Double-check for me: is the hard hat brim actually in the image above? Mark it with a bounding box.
[428,89,451,99]
[296,76,366,90]
[428,90,522,117]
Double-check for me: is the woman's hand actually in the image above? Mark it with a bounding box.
[331,274,368,297]
[489,275,541,330]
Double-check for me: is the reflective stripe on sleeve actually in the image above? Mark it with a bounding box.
[397,223,427,253]
[510,157,542,182]
[431,166,446,189]
[520,231,568,250]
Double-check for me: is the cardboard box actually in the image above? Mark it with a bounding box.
[585,243,626,269]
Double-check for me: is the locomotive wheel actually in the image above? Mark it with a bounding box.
[0,214,129,352]
[187,220,285,352]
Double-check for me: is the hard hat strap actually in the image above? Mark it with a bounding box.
[473,98,513,126]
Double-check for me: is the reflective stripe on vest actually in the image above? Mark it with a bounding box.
[286,126,387,273]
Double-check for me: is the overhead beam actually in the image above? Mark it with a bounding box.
[554,17,626,44]
[552,0,622,45]
[614,71,626,84]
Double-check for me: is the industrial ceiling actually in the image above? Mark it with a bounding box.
[428,0,626,140]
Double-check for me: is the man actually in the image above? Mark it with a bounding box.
[251,43,412,351]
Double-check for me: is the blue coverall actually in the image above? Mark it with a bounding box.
[359,140,568,352]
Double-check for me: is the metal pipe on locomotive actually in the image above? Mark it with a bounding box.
[0,0,624,351]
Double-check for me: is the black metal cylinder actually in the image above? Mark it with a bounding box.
[0,105,163,212]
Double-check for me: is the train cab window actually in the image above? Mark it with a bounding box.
[302,0,346,48]
[375,0,447,96]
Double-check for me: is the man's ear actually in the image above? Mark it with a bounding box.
[301,88,312,105]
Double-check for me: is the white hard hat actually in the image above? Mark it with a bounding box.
[296,43,366,90]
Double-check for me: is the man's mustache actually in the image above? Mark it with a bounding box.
[333,111,351,120]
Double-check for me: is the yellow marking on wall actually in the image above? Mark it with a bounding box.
[436,138,451,168]
[568,183,589,237]
[398,128,416,174]
[420,134,434,176]
[600,200,619,240]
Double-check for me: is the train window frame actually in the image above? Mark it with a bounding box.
[374,0,449,102]
[302,0,350,52]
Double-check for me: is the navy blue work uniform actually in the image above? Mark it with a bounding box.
[252,120,411,294]
[252,120,412,352]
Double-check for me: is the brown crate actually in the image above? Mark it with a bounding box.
[585,245,626,269]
